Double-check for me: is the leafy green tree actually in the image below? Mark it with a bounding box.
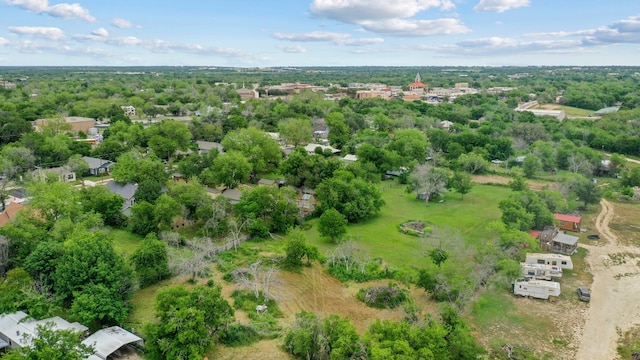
[167,180,211,220]
[145,285,234,360]
[146,119,192,161]
[284,229,319,269]
[508,175,527,191]
[449,171,473,199]
[572,176,603,208]
[522,155,542,178]
[429,247,449,268]
[0,268,56,319]
[621,167,640,188]
[205,151,251,188]
[386,128,427,164]
[284,311,363,360]
[79,186,125,227]
[279,118,313,146]
[135,179,163,205]
[129,201,157,236]
[318,208,348,242]
[325,111,350,149]
[235,186,299,233]
[2,322,95,360]
[111,151,167,185]
[154,194,181,231]
[130,234,170,287]
[26,181,81,226]
[457,152,489,174]
[53,230,133,325]
[221,127,282,176]
[23,241,63,287]
[316,174,384,222]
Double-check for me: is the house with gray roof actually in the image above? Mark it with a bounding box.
[105,180,138,215]
[81,156,114,176]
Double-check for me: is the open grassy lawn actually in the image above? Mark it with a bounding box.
[304,182,512,269]
[108,228,144,258]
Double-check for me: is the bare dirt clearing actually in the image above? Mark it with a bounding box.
[576,199,640,360]
[471,175,558,191]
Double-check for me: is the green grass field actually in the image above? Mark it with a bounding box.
[304,182,512,269]
[108,228,144,258]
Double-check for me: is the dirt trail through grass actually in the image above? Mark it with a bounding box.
[576,199,640,359]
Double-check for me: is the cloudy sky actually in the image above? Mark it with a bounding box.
[0,0,639,66]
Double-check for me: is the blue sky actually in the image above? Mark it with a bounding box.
[0,0,639,66]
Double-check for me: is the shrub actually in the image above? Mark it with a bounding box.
[218,324,260,347]
[356,283,409,309]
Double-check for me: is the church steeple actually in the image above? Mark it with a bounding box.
[415,73,421,83]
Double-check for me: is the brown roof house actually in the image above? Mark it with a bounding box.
[0,202,24,227]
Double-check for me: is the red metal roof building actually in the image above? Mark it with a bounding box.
[554,213,582,232]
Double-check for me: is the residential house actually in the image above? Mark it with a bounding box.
[81,156,114,176]
[536,226,579,255]
[554,213,581,232]
[342,154,358,164]
[33,167,76,183]
[257,178,277,187]
[303,143,340,155]
[81,327,143,360]
[196,140,224,154]
[298,189,316,216]
[221,188,242,204]
[105,180,138,215]
[121,106,136,117]
[0,202,24,227]
[0,311,87,350]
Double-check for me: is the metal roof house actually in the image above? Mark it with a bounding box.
[0,311,87,350]
[536,226,579,255]
[82,326,143,360]
[554,213,581,232]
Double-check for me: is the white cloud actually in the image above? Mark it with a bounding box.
[473,0,530,13]
[309,0,466,37]
[310,0,454,23]
[273,31,383,46]
[4,0,95,21]
[431,36,585,56]
[8,26,65,41]
[525,14,640,45]
[111,17,140,29]
[360,18,470,36]
[277,44,307,53]
[0,37,9,46]
[273,31,350,42]
[91,27,109,37]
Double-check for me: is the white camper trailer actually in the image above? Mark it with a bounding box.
[525,253,573,270]
[521,262,563,280]
[512,278,561,300]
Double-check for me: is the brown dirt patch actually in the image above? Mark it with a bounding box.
[471,175,558,191]
[274,263,405,333]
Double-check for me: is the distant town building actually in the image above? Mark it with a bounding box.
[121,106,136,117]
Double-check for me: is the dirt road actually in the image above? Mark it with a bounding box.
[575,199,640,359]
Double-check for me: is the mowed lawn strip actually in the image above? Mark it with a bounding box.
[305,183,512,269]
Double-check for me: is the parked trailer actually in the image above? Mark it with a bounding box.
[525,253,573,270]
[520,262,563,280]
[512,278,561,300]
